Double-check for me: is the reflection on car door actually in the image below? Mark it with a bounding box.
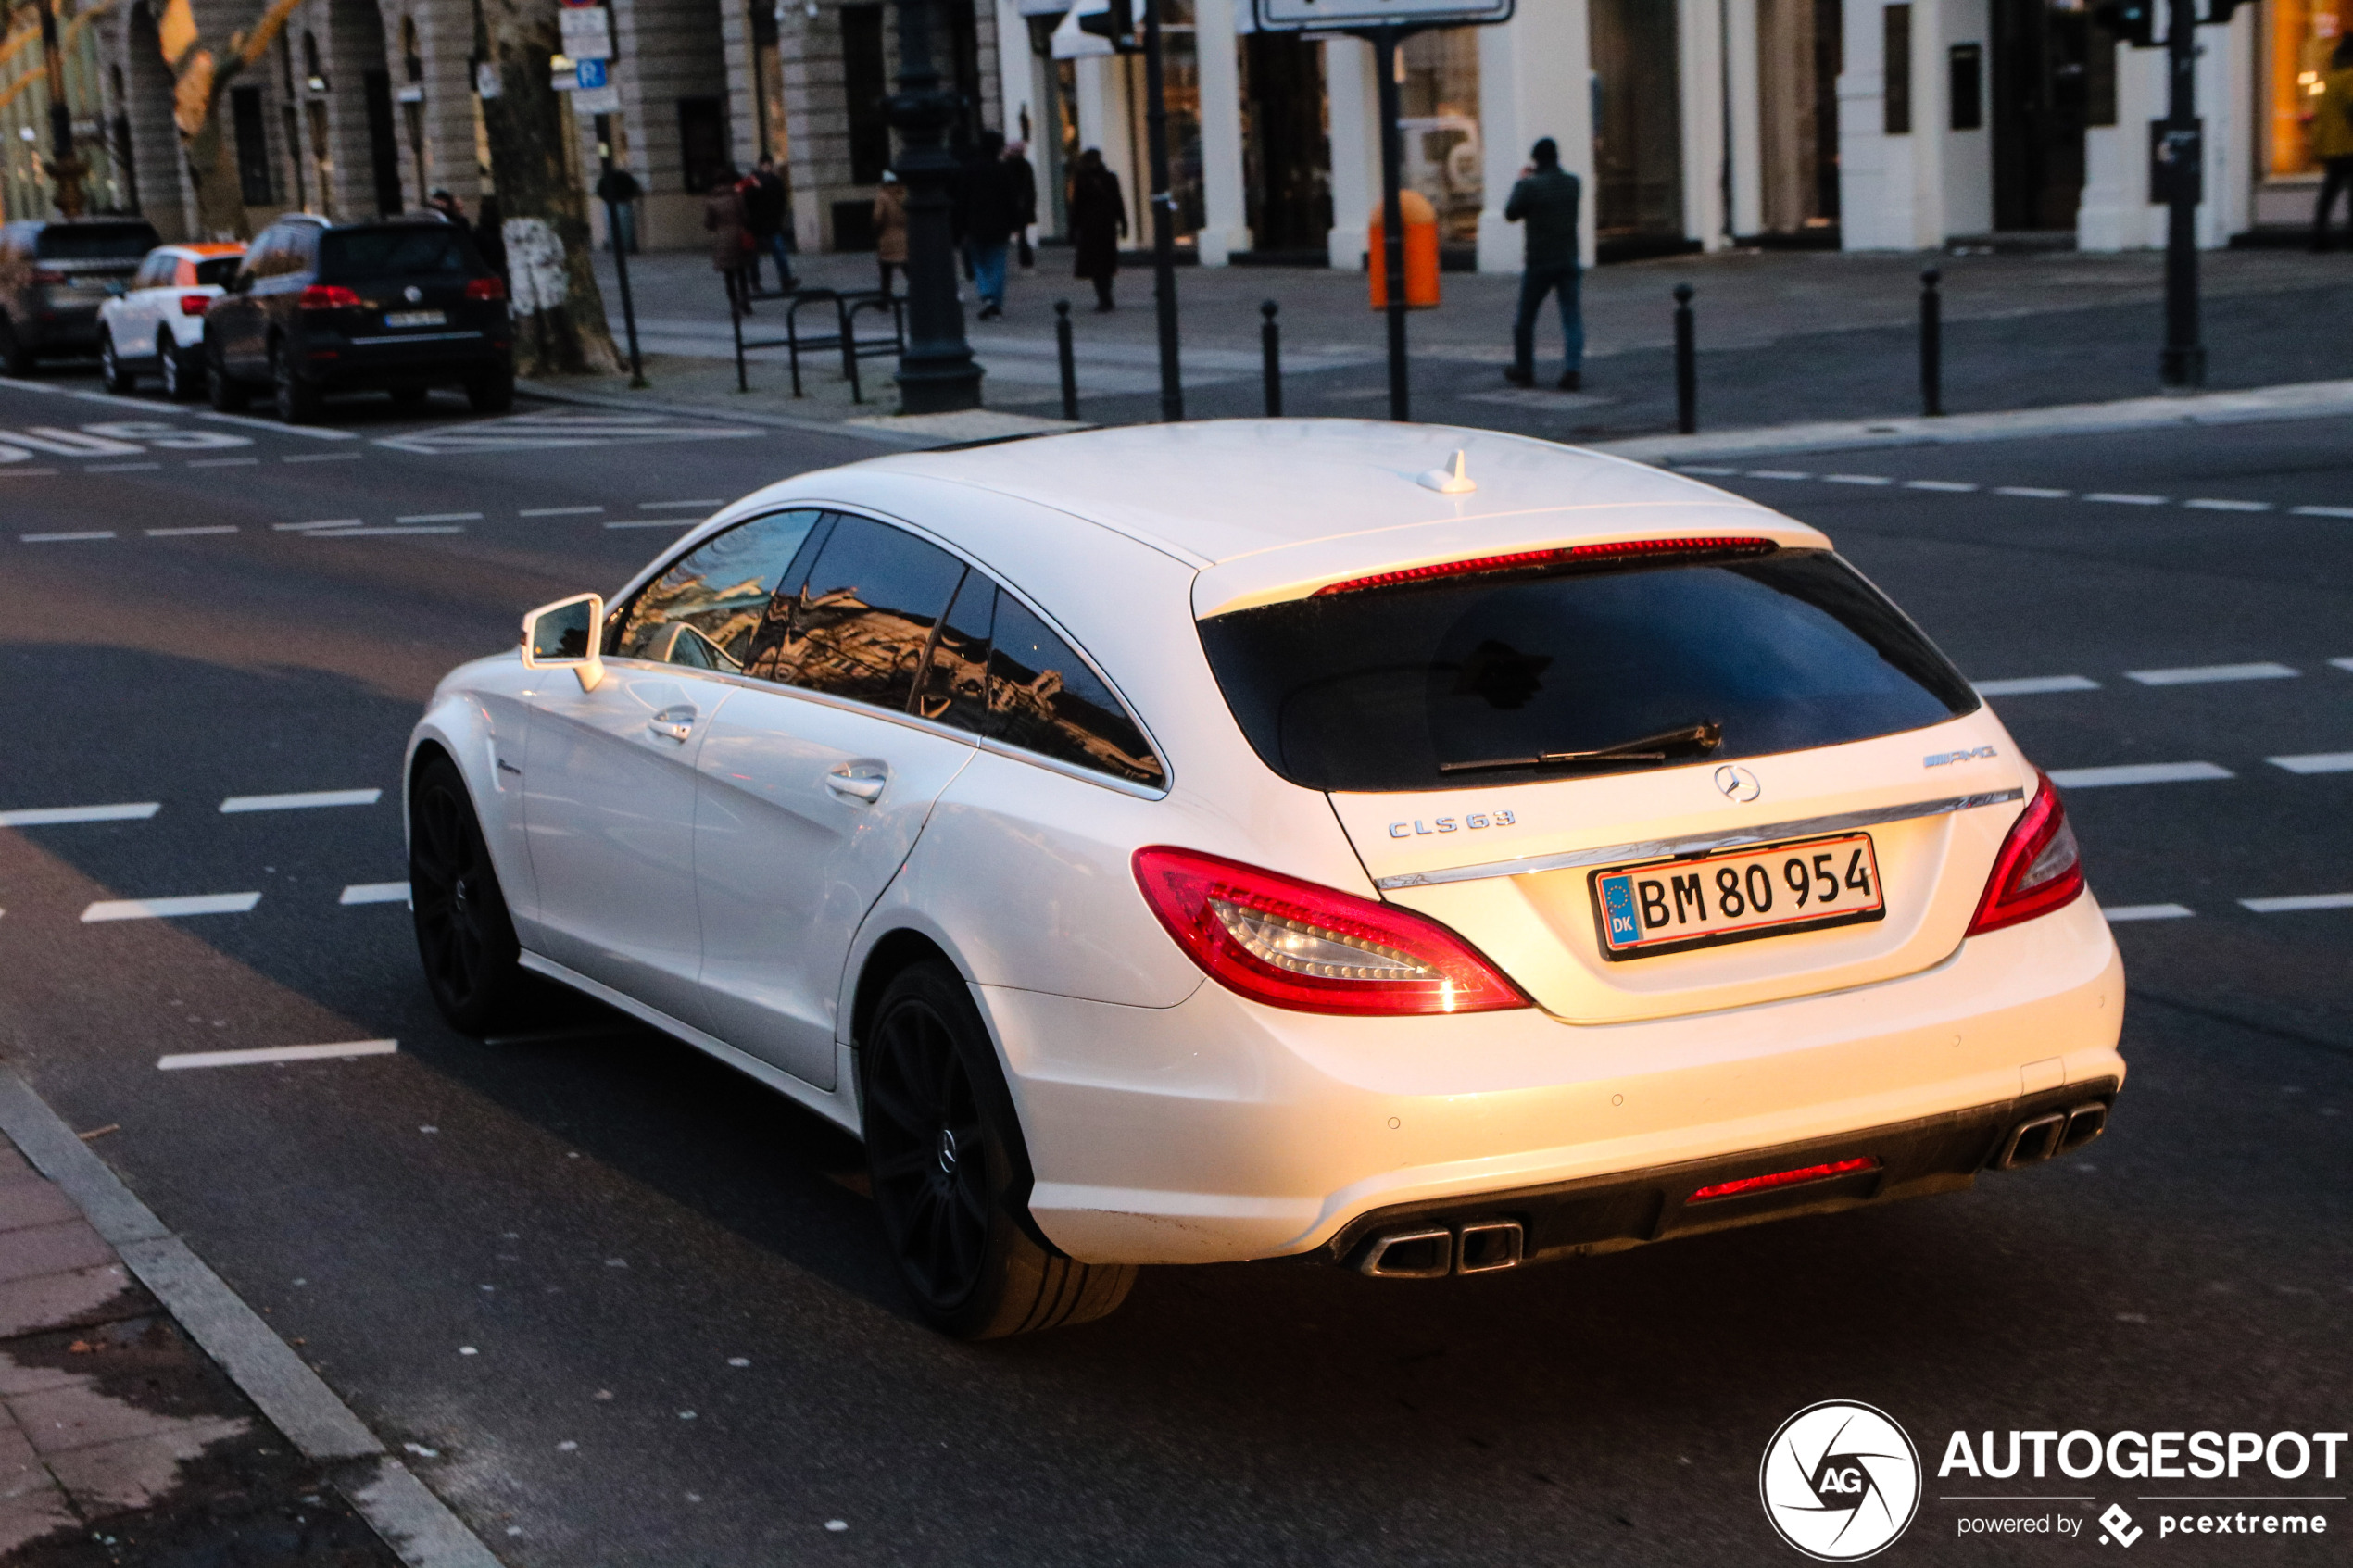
[692,514,980,1089]
[522,509,824,1028]
[214,233,272,376]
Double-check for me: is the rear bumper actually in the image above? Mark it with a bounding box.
[302,332,510,388]
[19,301,101,351]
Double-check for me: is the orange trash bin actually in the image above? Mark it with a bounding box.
[1368,189,1441,309]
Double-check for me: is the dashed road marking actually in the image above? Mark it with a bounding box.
[395,512,483,524]
[283,451,363,463]
[1824,474,1893,485]
[2183,497,2272,512]
[640,499,724,509]
[82,892,260,922]
[1744,469,1811,480]
[2239,892,2353,913]
[158,1039,398,1071]
[2269,752,2353,774]
[2333,659,2353,674]
[1974,674,2100,696]
[2083,492,2170,506]
[20,531,113,543]
[521,506,603,517]
[1904,479,1977,492]
[1994,485,2070,498]
[85,462,159,473]
[220,789,382,813]
[2125,662,2298,685]
[340,883,411,906]
[2291,504,2353,518]
[0,803,159,827]
[2101,904,2196,922]
[307,525,465,536]
[2047,761,2233,787]
[146,526,238,537]
[605,519,692,530]
[188,457,259,468]
[274,519,362,532]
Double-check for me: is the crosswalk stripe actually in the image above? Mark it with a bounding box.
[0,803,159,827]
[2124,662,2298,685]
[158,1040,398,1071]
[2238,893,2353,913]
[82,892,260,922]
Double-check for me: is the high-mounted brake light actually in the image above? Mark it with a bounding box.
[1312,535,1779,597]
[1967,769,2085,935]
[178,293,211,316]
[465,276,507,301]
[1691,1156,1879,1203]
[1132,846,1529,1016]
[299,283,362,309]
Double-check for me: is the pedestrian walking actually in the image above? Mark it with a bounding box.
[1068,148,1126,313]
[873,172,908,297]
[1005,140,1038,270]
[705,168,754,316]
[745,156,798,292]
[958,129,1020,320]
[2313,37,2353,251]
[1502,138,1585,391]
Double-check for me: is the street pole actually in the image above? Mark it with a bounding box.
[596,165,648,388]
[34,0,86,218]
[888,0,984,412]
[1372,27,1410,422]
[1141,0,1183,421]
[2158,0,2203,388]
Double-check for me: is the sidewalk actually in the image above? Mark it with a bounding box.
[533,243,2353,447]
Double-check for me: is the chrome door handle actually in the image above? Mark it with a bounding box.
[825,765,887,803]
[647,705,696,744]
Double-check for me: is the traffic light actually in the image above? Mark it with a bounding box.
[2091,0,2157,46]
[1076,0,1139,52]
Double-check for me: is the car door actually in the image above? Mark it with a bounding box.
[213,233,273,376]
[691,513,981,1089]
[522,508,825,1027]
[109,255,160,357]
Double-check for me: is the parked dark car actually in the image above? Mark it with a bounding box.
[0,218,163,375]
[204,213,514,423]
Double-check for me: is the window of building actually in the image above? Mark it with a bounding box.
[1401,28,1482,245]
[1884,4,1912,134]
[842,5,893,185]
[678,97,731,193]
[2271,0,2346,175]
[1949,44,1982,130]
[1592,0,1688,241]
[232,86,274,206]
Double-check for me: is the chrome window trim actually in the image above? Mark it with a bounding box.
[1372,789,2026,891]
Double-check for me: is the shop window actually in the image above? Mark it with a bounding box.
[1884,4,1912,134]
[2271,0,2346,175]
[1592,0,1687,238]
[1401,27,1482,245]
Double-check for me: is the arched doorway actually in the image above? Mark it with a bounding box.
[121,2,189,237]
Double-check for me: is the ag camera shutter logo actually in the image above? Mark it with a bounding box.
[1759,1400,1922,1560]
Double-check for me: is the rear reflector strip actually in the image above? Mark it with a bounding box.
[1312,535,1780,597]
[1690,1156,1879,1203]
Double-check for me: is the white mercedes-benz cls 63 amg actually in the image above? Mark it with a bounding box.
[405,420,2123,1337]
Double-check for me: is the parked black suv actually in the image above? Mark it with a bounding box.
[0,218,162,375]
[205,214,514,422]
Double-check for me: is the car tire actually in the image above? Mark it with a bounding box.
[409,753,526,1035]
[464,367,514,414]
[862,960,1138,1338]
[207,340,248,411]
[159,332,200,402]
[271,342,323,424]
[100,332,135,394]
[0,315,31,378]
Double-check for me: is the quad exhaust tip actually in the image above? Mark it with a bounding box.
[1997,1100,2108,1170]
[1358,1220,1525,1279]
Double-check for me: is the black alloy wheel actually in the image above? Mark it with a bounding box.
[272,342,322,424]
[159,332,197,401]
[862,961,1137,1338]
[100,332,134,394]
[409,755,523,1033]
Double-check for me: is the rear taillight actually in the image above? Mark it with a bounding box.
[1691,1156,1880,1202]
[465,276,507,301]
[29,268,66,285]
[1131,847,1529,1016]
[179,293,210,316]
[1314,535,1779,597]
[299,284,361,309]
[1967,769,2085,935]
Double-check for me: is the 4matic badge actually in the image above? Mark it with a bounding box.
[1760,1400,1923,1561]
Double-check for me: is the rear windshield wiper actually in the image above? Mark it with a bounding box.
[1439,721,1724,775]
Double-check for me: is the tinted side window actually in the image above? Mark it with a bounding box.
[608,509,824,671]
[912,571,995,732]
[758,514,966,710]
[193,257,242,288]
[986,596,1164,787]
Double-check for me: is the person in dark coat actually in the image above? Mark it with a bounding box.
[473,194,507,285]
[956,129,1019,319]
[1067,148,1126,312]
[1004,140,1038,269]
[744,156,797,292]
[1503,138,1584,390]
[705,168,754,316]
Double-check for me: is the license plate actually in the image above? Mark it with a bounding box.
[384,309,446,328]
[1592,832,1885,960]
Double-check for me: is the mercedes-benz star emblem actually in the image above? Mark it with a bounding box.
[404,284,423,303]
[1715,764,1762,803]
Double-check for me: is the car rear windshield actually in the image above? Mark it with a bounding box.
[318,228,479,281]
[1196,549,1980,794]
[192,257,242,287]
[34,224,159,261]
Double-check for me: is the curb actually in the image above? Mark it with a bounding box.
[515,376,941,447]
[0,1064,505,1568]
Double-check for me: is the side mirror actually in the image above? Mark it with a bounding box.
[520,593,605,691]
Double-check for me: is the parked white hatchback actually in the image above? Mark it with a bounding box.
[406,421,2123,1337]
[97,242,245,400]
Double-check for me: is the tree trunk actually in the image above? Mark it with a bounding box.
[182,102,249,241]
[473,0,621,376]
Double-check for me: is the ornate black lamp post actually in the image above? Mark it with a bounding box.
[887,0,983,412]
[35,0,87,218]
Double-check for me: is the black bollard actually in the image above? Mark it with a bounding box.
[1056,300,1079,422]
[1919,266,1944,418]
[1261,300,1282,418]
[1673,283,1697,435]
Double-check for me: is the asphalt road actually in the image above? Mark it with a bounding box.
[0,370,2345,1567]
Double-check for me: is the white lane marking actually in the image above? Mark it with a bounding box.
[146,526,238,537]
[1677,465,1738,475]
[2183,497,2272,512]
[2239,892,2353,913]
[82,892,261,922]
[1823,474,1893,485]
[1994,485,2070,498]
[20,531,114,543]
[308,525,465,536]
[283,452,363,463]
[2333,659,2353,674]
[2047,761,2234,787]
[274,519,362,531]
[195,410,359,440]
[605,519,692,530]
[340,882,411,906]
[158,1039,398,1071]
[395,511,483,523]
[1904,480,1977,492]
[1744,470,1810,480]
[0,469,61,478]
[2290,504,2353,518]
[2101,903,2196,922]
[220,788,382,813]
[187,457,260,469]
[638,499,724,509]
[85,461,160,472]
[1974,674,2100,696]
[521,506,603,517]
[2268,752,2353,774]
[0,803,159,827]
[2083,492,2169,505]
[2124,662,2298,685]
